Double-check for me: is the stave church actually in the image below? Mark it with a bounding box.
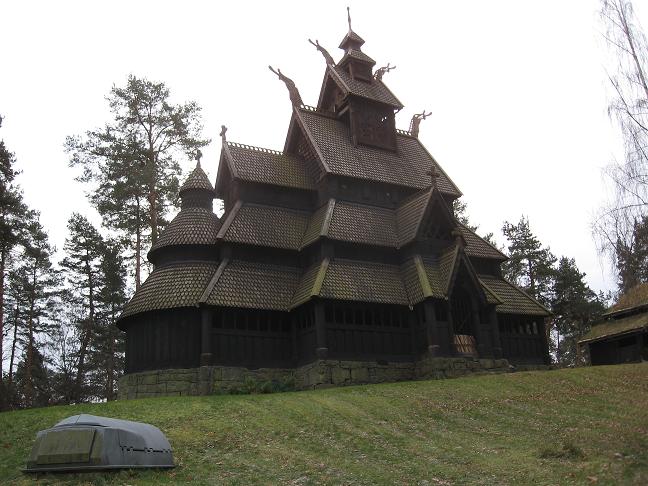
[117,17,550,396]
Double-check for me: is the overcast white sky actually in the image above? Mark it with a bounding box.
[2,0,646,294]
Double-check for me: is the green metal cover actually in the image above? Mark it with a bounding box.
[24,414,174,472]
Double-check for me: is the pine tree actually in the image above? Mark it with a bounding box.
[66,75,209,288]
[90,240,127,401]
[60,213,105,402]
[501,216,557,307]
[0,115,28,385]
[12,215,59,408]
[13,347,52,409]
[551,257,606,366]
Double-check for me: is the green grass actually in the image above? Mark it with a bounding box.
[1,364,647,485]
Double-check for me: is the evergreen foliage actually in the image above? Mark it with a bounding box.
[550,257,606,366]
[501,216,557,306]
[0,115,29,388]
[65,75,209,288]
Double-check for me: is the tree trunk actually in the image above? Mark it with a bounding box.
[147,146,158,245]
[25,274,36,408]
[135,196,141,290]
[618,1,648,101]
[0,248,5,384]
[106,302,116,401]
[8,303,19,388]
[74,249,95,402]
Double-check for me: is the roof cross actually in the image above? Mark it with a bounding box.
[426,166,440,187]
[347,6,352,31]
[195,149,202,168]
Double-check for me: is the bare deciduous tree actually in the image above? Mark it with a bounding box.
[594,0,648,291]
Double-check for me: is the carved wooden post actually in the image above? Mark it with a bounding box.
[489,306,503,359]
[314,301,328,359]
[200,306,212,366]
[423,300,440,357]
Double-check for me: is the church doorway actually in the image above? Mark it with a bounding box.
[451,286,478,357]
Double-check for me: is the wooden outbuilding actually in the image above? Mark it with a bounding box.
[579,283,648,365]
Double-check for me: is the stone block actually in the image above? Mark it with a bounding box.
[211,367,223,380]
[222,367,244,382]
[479,358,495,369]
[139,373,158,385]
[331,366,349,385]
[136,392,156,399]
[351,366,370,383]
[166,381,191,393]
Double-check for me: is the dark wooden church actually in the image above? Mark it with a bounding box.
[117,21,550,384]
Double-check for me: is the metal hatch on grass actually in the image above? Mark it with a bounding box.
[24,414,174,472]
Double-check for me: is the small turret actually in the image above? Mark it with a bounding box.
[147,155,220,266]
[179,153,217,211]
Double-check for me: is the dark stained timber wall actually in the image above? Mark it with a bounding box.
[323,301,414,362]
[211,307,293,369]
[125,308,201,373]
[498,314,546,364]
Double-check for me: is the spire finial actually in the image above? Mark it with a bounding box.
[195,149,202,168]
[347,6,352,31]
[220,125,227,143]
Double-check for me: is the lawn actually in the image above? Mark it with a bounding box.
[1,363,647,485]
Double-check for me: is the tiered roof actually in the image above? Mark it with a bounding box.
[120,21,549,325]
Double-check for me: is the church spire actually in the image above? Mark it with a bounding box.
[338,7,365,51]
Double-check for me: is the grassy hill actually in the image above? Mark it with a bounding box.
[1,364,647,485]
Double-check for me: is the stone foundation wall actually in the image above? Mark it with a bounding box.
[118,356,513,400]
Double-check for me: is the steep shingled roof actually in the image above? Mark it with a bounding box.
[330,66,402,108]
[203,259,301,311]
[149,208,220,254]
[458,224,508,261]
[319,259,409,305]
[296,109,461,195]
[222,142,316,191]
[478,275,551,316]
[180,164,215,193]
[327,201,397,247]
[120,262,218,321]
[217,203,310,250]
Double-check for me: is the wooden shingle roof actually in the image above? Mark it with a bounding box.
[327,201,397,247]
[180,165,215,193]
[149,208,220,254]
[203,259,301,311]
[120,262,218,321]
[296,109,460,195]
[217,202,310,250]
[222,142,315,191]
[319,259,409,305]
[458,224,508,261]
[329,66,402,108]
[478,275,550,316]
